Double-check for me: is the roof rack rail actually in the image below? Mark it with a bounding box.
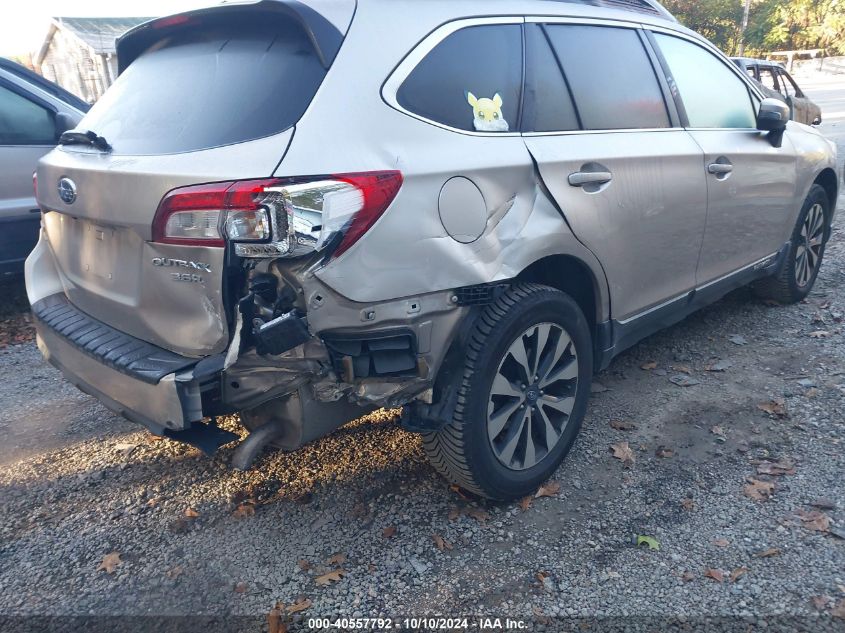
[548,0,677,21]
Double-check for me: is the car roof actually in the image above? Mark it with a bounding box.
[731,57,786,70]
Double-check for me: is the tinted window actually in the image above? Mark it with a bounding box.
[545,25,670,131]
[760,68,780,92]
[0,84,56,145]
[78,16,327,154]
[654,34,756,129]
[397,25,522,133]
[523,24,580,132]
[778,70,798,97]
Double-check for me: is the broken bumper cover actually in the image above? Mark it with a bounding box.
[32,294,207,434]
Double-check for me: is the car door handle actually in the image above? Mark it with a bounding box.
[568,171,613,187]
[708,163,734,175]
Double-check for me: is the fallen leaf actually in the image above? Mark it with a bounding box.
[755,547,782,558]
[681,498,695,511]
[611,442,635,468]
[681,571,696,582]
[267,602,287,633]
[315,569,346,586]
[165,565,183,579]
[432,534,453,551]
[641,361,658,370]
[757,400,789,419]
[233,502,256,518]
[326,553,346,566]
[756,460,796,476]
[833,599,845,619]
[636,535,660,551]
[610,419,637,431]
[730,567,748,583]
[535,481,561,498]
[809,330,831,338]
[796,509,831,533]
[710,425,727,438]
[234,581,248,594]
[382,526,397,538]
[97,552,122,574]
[812,595,832,610]
[465,507,490,523]
[447,508,461,521]
[744,478,775,502]
[704,568,725,583]
[712,538,730,548]
[518,496,533,512]
[287,597,312,613]
[449,484,472,500]
[655,446,674,459]
[184,507,200,519]
[297,559,311,571]
[805,387,820,398]
[672,365,692,375]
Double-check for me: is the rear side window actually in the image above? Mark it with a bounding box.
[523,24,580,133]
[77,16,327,154]
[0,84,56,145]
[654,34,756,129]
[544,25,670,131]
[397,25,523,133]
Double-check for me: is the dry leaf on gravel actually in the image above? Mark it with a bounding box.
[712,538,730,548]
[535,481,561,498]
[297,559,311,571]
[755,548,782,558]
[710,425,727,438]
[833,599,845,619]
[326,553,346,566]
[681,498,695,511]
[641,361,658,370]
[267,602,287,633]
[757,400,789,419]
[233,502,256,518]
[812,596,832,610]
[184,507,200,518]
[744,478,775,501]
[234,582,248,594]
[382,526,397,538]
[518,496,533,512]
[730,567,748,583]
[465,507,490,523]
[287,597,312,613]
[681,571,696,583]
[796,509,831,533]
[315,569,346,586]
[610,419,637,431]
[672,365,692,375]
[756,460,796,476]
[432,534,453,551]
[166,565,183,579]
[809,330,831,338]
[449,484,472,500]
[704,568,725,583]
[97,552,122,574]
[611,442,635,468]
[655,446,674,459]
[448,508,462,521]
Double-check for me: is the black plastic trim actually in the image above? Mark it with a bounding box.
[32,294,198,385]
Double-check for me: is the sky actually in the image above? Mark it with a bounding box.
[0,0,215,57]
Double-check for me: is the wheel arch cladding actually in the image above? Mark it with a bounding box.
[814,168,839,214]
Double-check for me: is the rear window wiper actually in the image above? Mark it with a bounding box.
[59,129,112,152]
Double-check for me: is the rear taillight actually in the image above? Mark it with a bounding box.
[152,171,403,259]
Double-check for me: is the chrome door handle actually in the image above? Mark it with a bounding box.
[708,163,734,175]
[568,171,613,187]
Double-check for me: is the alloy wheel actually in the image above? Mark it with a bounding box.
[487,323,579,471]
[795,203,825,288]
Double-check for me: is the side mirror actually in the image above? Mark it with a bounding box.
[54,112,76,138]
[757,98,790,148]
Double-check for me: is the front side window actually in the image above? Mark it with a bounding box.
[544,24,670,131]
[397,25,523,133]
[654,34,756,129]
[0,84,56,145]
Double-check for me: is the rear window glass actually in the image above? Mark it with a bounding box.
[78,17,326,155]
[397,25,523,133]
[545,25,670,131]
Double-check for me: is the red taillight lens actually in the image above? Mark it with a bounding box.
[152,171,403,257]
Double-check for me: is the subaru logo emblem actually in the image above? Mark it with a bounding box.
[57,177,77,205]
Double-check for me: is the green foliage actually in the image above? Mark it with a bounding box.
[662,0,845,56]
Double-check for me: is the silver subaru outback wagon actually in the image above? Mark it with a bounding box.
[26,0,838,500]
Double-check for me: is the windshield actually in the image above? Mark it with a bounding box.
[77,16,326,155]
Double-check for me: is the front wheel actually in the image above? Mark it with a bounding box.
[423,284,593,500]
[755,184,831,304]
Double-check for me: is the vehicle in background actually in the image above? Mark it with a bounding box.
[0,58,88,275]
[731,57,822,126]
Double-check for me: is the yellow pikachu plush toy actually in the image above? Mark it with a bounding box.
[466,92,509,132]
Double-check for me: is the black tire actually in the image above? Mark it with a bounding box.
[755,184,831,304]
[423,284,593,501]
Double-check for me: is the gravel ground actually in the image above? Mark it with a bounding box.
[1,96,844,630]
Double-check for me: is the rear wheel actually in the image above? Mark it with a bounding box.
[423,284,593,500]
[755,184,831,304]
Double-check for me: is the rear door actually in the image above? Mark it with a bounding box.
[649,32,799,286]
[34,6,339,357]
[0,81,56,271]
[522,21,707,321]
